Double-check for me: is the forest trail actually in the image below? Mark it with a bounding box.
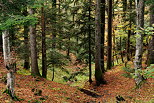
[0,64,154,103]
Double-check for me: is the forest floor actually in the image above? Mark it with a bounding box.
[0,63,154,103]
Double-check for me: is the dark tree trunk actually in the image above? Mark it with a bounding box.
[100,0,106,73]
[88,0,92,84]
[0,33,2,52]
[120,37,124,63]
[29,8,41,76]
[127,0,132,61]
[95,0,106,86]
[123,0,127,17]
[52,0,57,48]
[52,66,55,81]
[41,5,47,78]
[107,0,113,70]
[147,4,154,66]
[23,9,30,70]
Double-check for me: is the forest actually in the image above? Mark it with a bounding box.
[0,0,154,102]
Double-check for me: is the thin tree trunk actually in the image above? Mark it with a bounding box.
[100,0,106,73]
[88,0,92,84]
[52,66,55,81]
[147,4,154,66]
[41,5,47,78]
[2,30,15,98]
[127,0,132,61]
[52,0,57,48]
[23,9,30,70]
[120,37,124,63]
[107,0,113,70]
[95,0,106,86]
[123,0,127,18]
[0,33,2,52]
[113,29,116,65]
[3,30,11,67]
[29,8,41,76]
[134,0,144,86]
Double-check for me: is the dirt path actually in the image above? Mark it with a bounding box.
[0,64,154,103]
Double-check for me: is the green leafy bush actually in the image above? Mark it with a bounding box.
[122,64,154,79]
[122,65,135,78]
[143,64,154,79]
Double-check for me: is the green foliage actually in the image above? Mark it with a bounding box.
[143,64,154,79]
[144,25,154,36]
[122,64,154,79]
[146,0,154,4]
[122,65,135,78]
[0,15,38,30]
[17,69,31,75]
[47,49,68,67]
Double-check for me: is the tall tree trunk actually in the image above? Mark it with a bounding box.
[29,8,41,76]
[120,37,124,63]
[0,33,2,52]
[52,0,57,48]
[100,0,106,73]
[2,30,15,98]
[107,0,113,70]
[127,0,132,61]
[88,0,92,84]
[134,0,144,86]
[147,4,154,66]
[95,0,106,86]
[52,66,55,81]
[123,0,127,17]
[41,5,47,78]
[23,9,30,70]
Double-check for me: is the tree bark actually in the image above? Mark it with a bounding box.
[23,9,30,70]
[100,0,106,73]
[52,0,57,48]
[95,0,106,86]
[2,30,11,67]
[147,4,154,66]
[41,5,47,78]
[29,8,41,76]
[2,30,15,98]
[134,0,144,86]
[0,33,2,52]
[107,0,113,70]
[88,0,92,84]
[127,0,132,61]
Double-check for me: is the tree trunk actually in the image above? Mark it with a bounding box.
[147,4,154,66]
[2,30,11,67]
[127,0,132,61]
[123,0,127,17]
[41,5,47,78]
[52,0,57,48]
[120,37,124,63]
[95,0,106,86]
[0,33,2,52]
[107,0,113,70]
[88,0,92,84]
[23,9,30,70]
[100,0,106,73]
[134,0,144,86]
[2,30,15,98]
[29,9,41,76]
[52,66,55,81]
